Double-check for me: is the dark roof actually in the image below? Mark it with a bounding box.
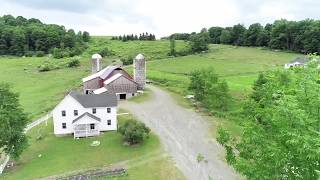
[72,112,101,124]
[290,56,310,64]
[69,91,117,108]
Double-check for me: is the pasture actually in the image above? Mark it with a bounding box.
[86,36,189,60]
[147,44,298,95]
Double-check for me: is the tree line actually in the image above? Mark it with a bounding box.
[167,19,320,53]
[111,32,156,41]
[0,15,90,57]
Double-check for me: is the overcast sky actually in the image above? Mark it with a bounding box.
[0,0,319,37]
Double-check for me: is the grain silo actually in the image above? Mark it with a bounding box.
[91,53,102,74]
[133,54,146,90]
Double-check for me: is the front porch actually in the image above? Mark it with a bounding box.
[74,124,100,138]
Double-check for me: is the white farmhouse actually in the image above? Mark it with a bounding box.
[53,91,117,138]
[284,57,310,69]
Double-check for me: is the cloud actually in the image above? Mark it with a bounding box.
[0,0,319,37]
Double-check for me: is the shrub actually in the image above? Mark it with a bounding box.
[38,63,51,72]
[189,68,231,111]
[68,58,80,67]
[35,51,45,57]
[52,48,63,59]
[118,120,150,145]
[99,48,113,57]
[121,55,134,65]
[24,51,35,57]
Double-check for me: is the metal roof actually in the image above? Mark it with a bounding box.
[135,54,145,60]
[82,65,122,82]
[92,53,102,59]
[72,112,101,124]
[69,91,117,108]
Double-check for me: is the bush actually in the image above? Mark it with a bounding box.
[35,51,45,57]
[52,48,63,59]
[24,51,35,57]
[68,58,80,67]
[121,55,134,65]
[189,68,231,111]
[118,120,150,145]
[38,63,51,72]
[99,48,113,57]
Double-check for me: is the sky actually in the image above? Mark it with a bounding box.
[0,0,319,37]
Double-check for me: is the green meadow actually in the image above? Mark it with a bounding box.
[147,44,298,95]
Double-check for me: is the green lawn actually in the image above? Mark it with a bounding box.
[1,114,183,180]
[128,88,152,103]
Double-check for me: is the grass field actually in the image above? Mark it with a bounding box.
[86,36,189,60]
[1,114,183,180]
[147,44,298,95]
[0,38,187,121]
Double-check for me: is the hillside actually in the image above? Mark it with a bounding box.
[85,36,189,60]
[0,39,298,120]
[147,44,298,95]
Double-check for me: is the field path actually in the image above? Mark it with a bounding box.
[120,85,238,180]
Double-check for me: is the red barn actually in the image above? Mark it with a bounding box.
[82,65,138,100]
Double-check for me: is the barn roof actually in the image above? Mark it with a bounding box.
[82,65,123,82]
[103,73,137,85]
[93,87,108,94]
[69,91,117,107]
[103,73,123,85]
[72,112,101,124]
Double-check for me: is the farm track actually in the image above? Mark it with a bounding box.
[120,85,238,180]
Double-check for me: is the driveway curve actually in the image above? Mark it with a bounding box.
[120,85,238,180]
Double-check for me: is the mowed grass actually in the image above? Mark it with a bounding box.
[128,88,153,103]
[86,36,189,60]
[2,114,183,180]
[0,56,92,120]
[147,44,299,95]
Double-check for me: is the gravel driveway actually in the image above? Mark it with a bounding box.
[120,85,238,180]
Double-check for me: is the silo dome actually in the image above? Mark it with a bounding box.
[92,53,102,59]
[135,54,144,60]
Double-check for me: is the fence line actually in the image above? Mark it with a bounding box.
[0,155,9,174]
[0,112,52,175]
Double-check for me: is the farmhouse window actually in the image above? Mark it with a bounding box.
[107,108,111,113]
[90,123,95,129]
[74,110,78,116]
[92,108,96,114]
[61,110,66,117]
[62,123,66,129]
[107,120,111,125]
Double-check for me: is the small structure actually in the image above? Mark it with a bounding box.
[284,56,310,69]
[134,54,146,90]
[52,91,117,138]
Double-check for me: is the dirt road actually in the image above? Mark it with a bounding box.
[120,85,238,180]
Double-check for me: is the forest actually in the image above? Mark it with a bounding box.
[0,15,90,57]
[168,19,320,53]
